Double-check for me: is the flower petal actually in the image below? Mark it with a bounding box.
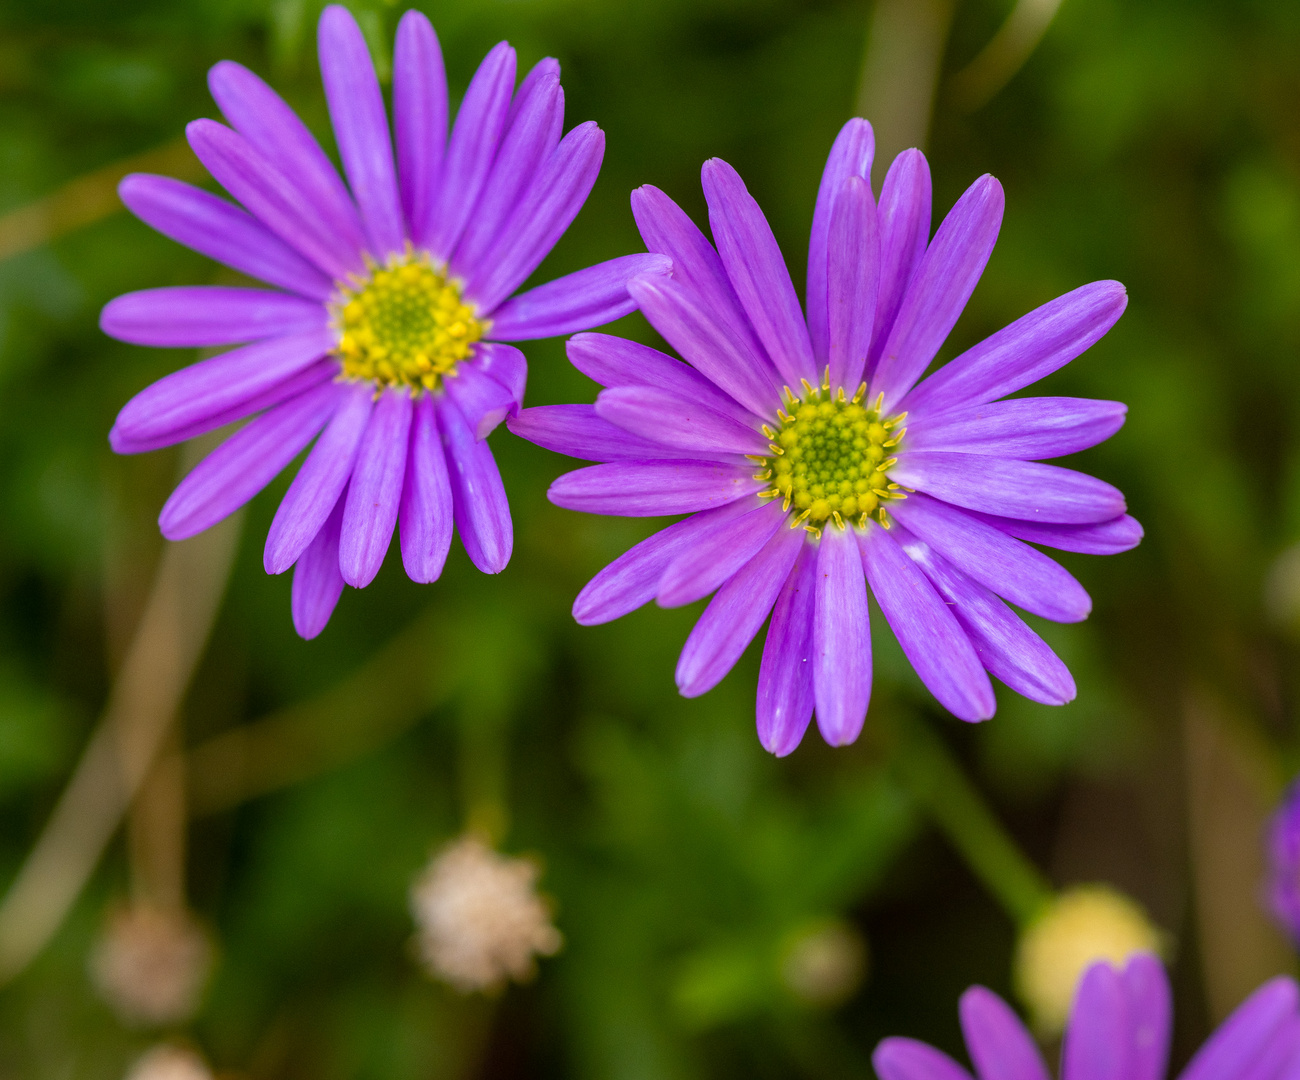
[439,397,512,573]
[566,332,761,427]
[205,63,366,267]
[676,519,804,696]
[110,327,336,448]
[972,511,1143,555]
[186,118,360,280]
[813,527,872,746]
[1062,961,1128,1080]
[807,118,874,366]
[508,404,681,461]
[890,452,1126,525]
[902,281,1129,417]
[571,498,757,625]
[703,157,817,388]
[827,175,880,392]
[859,523,995,722]
[1179,977,1300,1080]
[466,121,605,314]
[340,388,413,587]
[628,273,781,421]
[757,541,816,756]
[890,493,1091,622]
[318,5,405,256]
[472,340,527,409]
[393,10,447,248]
[264,381,373,574]
[101,286,325,347]
[421,41,516,259]
[1122,955,1171,1080]
[904,397,1127,459]
[873,1039,975,1080]
[488,254,672,341]
[657,498,786,608]
[958,986,1050,1080]
[898,529,1075,705]
[595,385,768,458]
[399,395,454,584]
[868,149,931,377]
[870,174,1004,411]
[441,356,517,439]
[548,460,766,517]
[291,490,347,640]
[118,174,334,301]
[158,380,343,541]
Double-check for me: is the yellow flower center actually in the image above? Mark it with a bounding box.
[757,380,906,532]
[332,252,486,392]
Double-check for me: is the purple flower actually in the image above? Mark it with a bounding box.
[102,5,668,638]
[510,119,1139,754]
[873,954,1300,1080]
[1267,777,1300,944]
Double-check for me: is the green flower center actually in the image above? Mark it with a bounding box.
[758,382,906,532]
[332,252,486,392]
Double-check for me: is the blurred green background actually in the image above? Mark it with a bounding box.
[0,0,1297,1076]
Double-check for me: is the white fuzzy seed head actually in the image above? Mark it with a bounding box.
[123,1044,212,1080]
[90,905,214,1029]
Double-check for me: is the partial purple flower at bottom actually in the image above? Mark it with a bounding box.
[1267,776,1300,945]
[875,954,1300,1080]
[102,4,666,638]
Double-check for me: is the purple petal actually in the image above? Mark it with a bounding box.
[807,118,875,367]
[630,184,775,377]
[870,175,1005,411]
[902,281,1129,417]
[958,986,1049,1080]
[393,11,447,249]
[873,1038,975,1080]
[675,520,804,696]
[565,332,762,427]
[859,523,995,721]
[110,327,335,448]
[757,541,817,756]
[596,385,768,458]
[508,404,687,461]
[973,510,1143,555]
[159,380,343,541]
[399,395,454,584]
[466,122,605,314]
[905,397,1127,459]
[1062,962,1128,1080]
[340,389,412,587]
[1179,977,1299,1080]
[1234,1017,1300,1080]
[628,274,781,421]
[1122,954,1171,1080]
[452,65,562,279]
[571,498,757,625]
[812,527,872,746]
[186,118,360,280]
[110,359,337,455]
[702,157,817,388]
[488,254,672,341]
[318,5,405,256]
[470,343,526,411]
[205,63,366,268]
[897,528,1075,705]
[101,286,325,347]
[890,493,1091,622]
[867,150,931,376]
[827,175,880,392]
[264,382,373,574]
[422,41,515,259]
[438,397,512,573]
[548,460,766,517]
[891,452,1126,525]
[118,174,333,301]
[441,357,516,439]
[291,490,347,640]
[657,499,786,607]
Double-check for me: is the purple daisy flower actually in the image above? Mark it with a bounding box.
[102,5,668,638]
[873,954,1300,1080]
[510,119,1140,754]
[1267,777,1300,945]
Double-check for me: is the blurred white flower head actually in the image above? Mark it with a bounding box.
[779,919,868,1007]
[410,834,562,993]
[123,1044,212,1080]
[90,905,214,1028]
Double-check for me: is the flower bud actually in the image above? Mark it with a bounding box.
[123,1044,212,1080]
[89,905,213,1028]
